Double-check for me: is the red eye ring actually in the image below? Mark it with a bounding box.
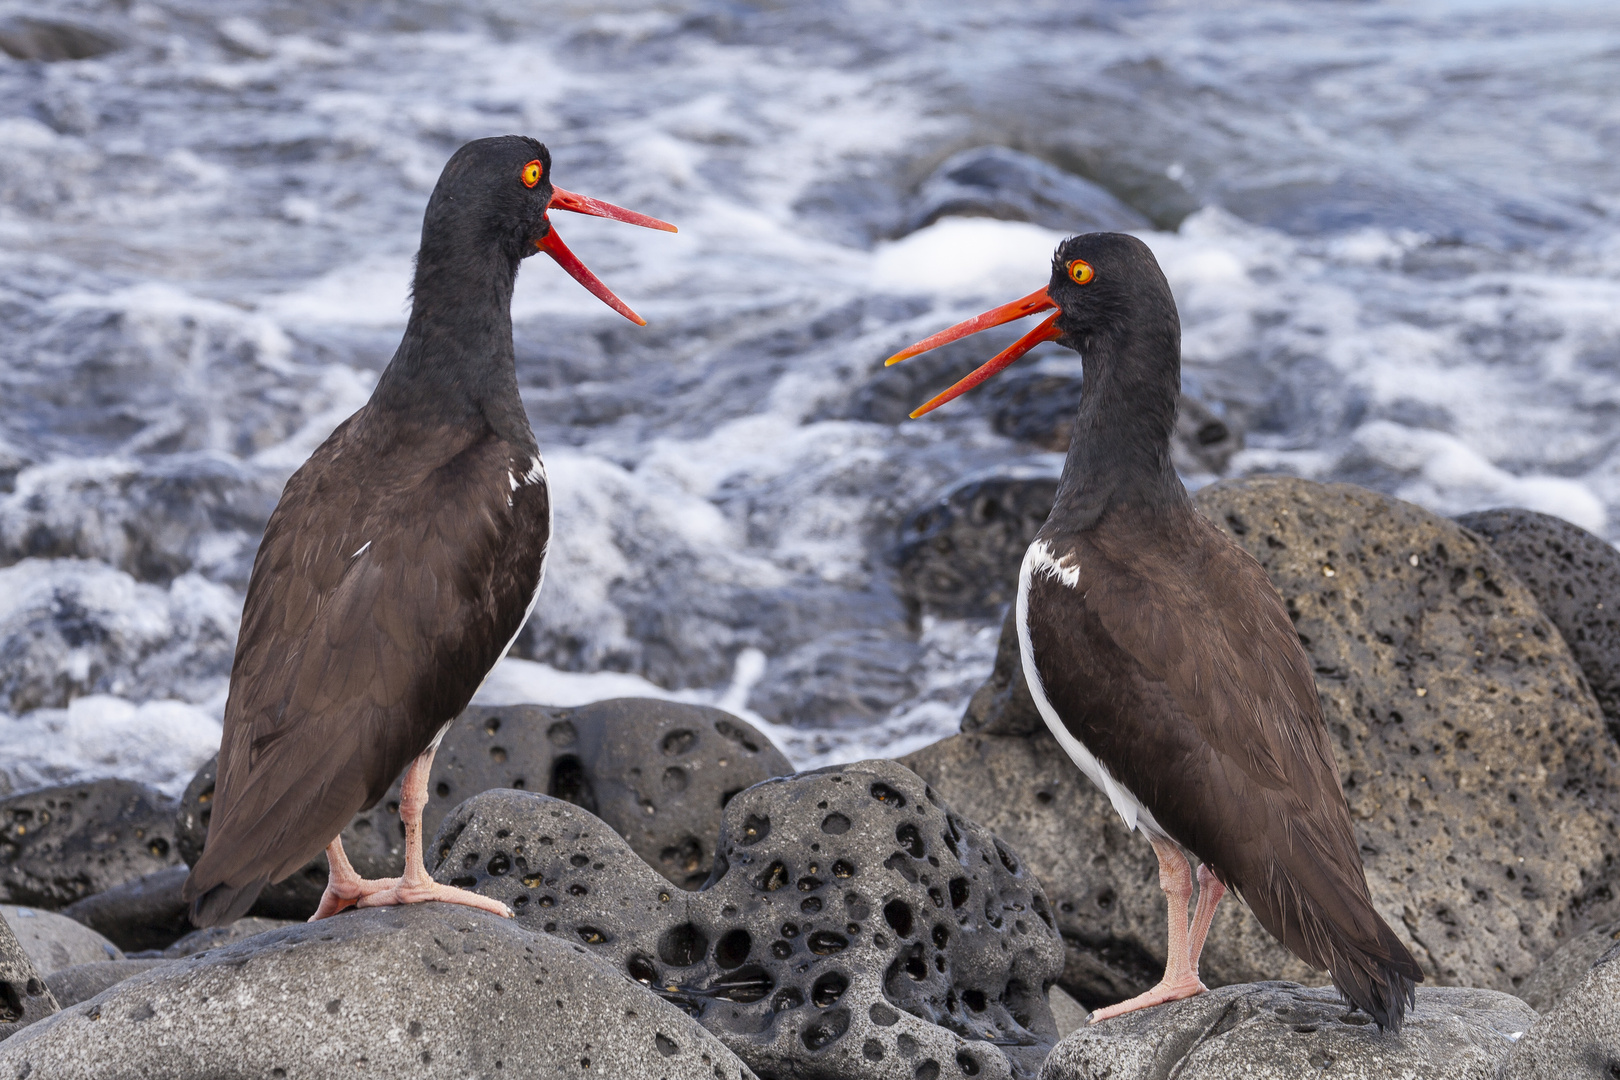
[521,160,543,188]
[1067,259,1095,285]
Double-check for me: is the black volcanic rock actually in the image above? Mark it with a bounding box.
[895,473,1058,619]
[428,759,1064,1080]
[903,147,1151,236]
[0,780,180,909]
[60,866,191,953]
[177,698,792,916]
[1456,507,1620,741]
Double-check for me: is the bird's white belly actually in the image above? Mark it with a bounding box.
[1017,541,1165,838]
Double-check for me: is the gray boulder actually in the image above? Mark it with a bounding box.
[428,759,1065,1080]
[0,904,757,1080]
[177,698,792,916]
[2,906,122,974]
[0,779,181,909]
[1516,918,1620,1013]
[906,478,1620,1005]
[1456,507,1620,740]
[162,917,299,958]
[0,910,56,1042]
[1499,943,1620,1079]
[44,959,169,1007]
[1038,982,1536,1080]
[904,146,1150,236]
[61,865,191,952]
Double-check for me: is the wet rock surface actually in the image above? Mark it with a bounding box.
[908,478,1620,1004]
[1516,917,1620,1013]
[60,864,191,952]
[1499,942,1620,1080]
[1,905,121,974]
[1038,982,1537,1080]
[428,759,1064,1080]
[903,146,1151,236]
[0,903,757,1080]
[44,958,169,1007]
[0,910,56,1042]
[177,698,791,915]
[0,16,121,62]
[1456,507,1620,741]
[0,779,180,909]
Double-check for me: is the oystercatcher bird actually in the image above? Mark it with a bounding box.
[183,136,675,926]
[886,232,1422,1028]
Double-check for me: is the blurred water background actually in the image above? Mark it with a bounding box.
[2,0,1618,796]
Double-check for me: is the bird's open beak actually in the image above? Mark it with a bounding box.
[883,287,1062,418]
[535,186,678,327]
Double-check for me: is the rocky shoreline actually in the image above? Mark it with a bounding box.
[3,477,1619,1078]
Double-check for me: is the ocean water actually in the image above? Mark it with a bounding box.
[2,0,1618,796]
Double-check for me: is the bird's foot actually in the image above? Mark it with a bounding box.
[354,879,514,918]
[308,874,401,921]
[1088,974,1207,1023]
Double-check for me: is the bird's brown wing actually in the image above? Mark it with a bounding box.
[184,416,549,923]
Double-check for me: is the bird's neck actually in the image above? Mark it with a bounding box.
[368,239,534,451]
[1048,317,1188,534]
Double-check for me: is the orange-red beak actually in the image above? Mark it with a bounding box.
[536,186,678,327]
[883,287,1063,418]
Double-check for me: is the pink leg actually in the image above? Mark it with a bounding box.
[309,746,512,921]
[1090,836,1209,1022]
[1186,862,1227,974]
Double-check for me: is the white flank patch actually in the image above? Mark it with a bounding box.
[1017,542,1163,837]
[350,540,371,559]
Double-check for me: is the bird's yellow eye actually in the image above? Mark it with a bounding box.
[521,160,543,189]
[1067,259,1095,285]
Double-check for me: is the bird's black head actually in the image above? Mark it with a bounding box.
[421,136,555,262]
[883,230,1180,418]
[415,135,677,325]
[1045,232,1177,349]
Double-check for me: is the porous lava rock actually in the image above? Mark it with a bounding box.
[1,905,121,974]
[895,474,1058,619]
[0,780,180,908]
[0,911,56,1042]
[1516,917,1620,1013]
[1456,507,1620,740]
[907,477,1620,1004]
[1038,982,1538,1080]
[44,958,168,1007]
[428,759,1065,1080]
[177,698,792,917]
[959,607,1042,738]
[0,904,756,1080]
[60,865,190,952]
[1499,942,1620,1080]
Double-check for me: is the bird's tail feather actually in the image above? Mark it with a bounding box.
[186,873,271,929]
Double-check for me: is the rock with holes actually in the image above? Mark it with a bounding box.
[908,478,1620,1006]
[427,759,1065,1080]
[0,908,56,1041]
[1,906,122,974]
[0,780,180,909]
[60,865,191,953]
[1456,507,1620,741]
[176,697,791,916]
[895,474,1059,619]
[1039,982,1537,1080]
[1515,917,1620,1014]
[0,904,757,1080]
[1499,941,1620,1080]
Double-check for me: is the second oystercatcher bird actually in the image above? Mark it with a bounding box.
[183,136,675,926]
[885,232,1422,1028]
